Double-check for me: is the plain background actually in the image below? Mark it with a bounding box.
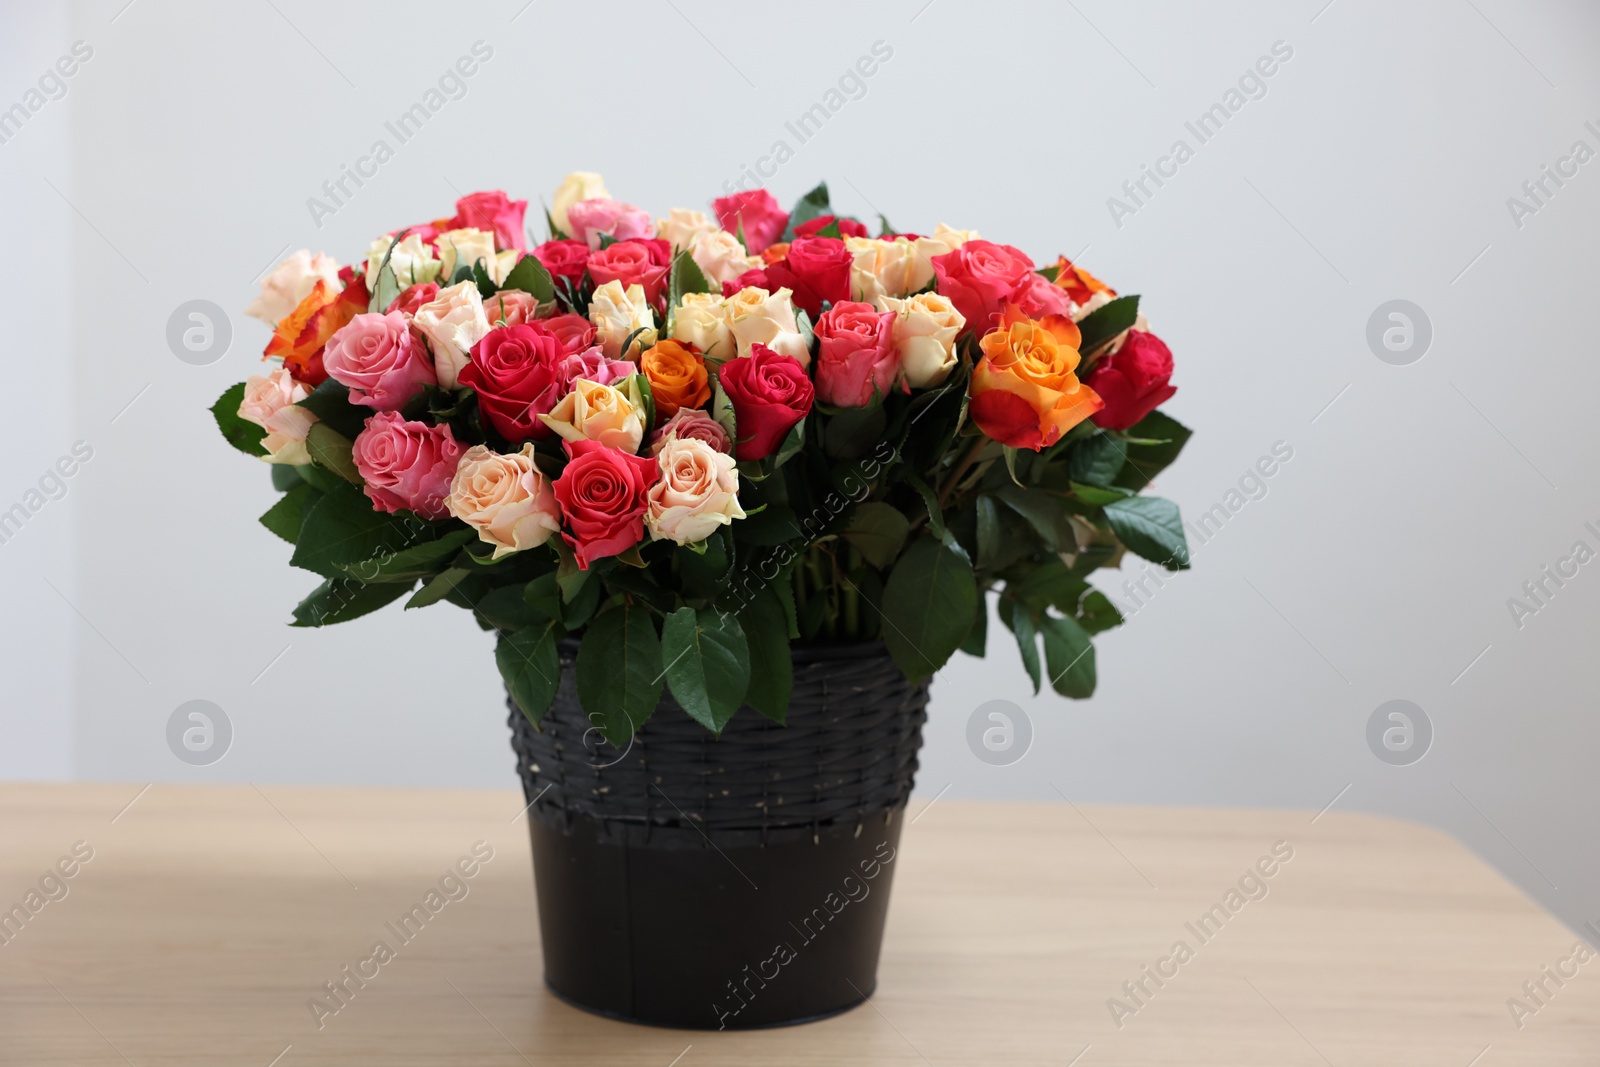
[2,0,1596,942]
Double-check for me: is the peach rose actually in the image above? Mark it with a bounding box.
[846,237,918,304]
[246,250,340,326]
[877,292,966,389]
[646,437,746,545]
[969,308,1103,451]
[482,289,540,328]
[725,286,809,365]
[640,339,710,418]
[412,281,490,389]
[448,443,562,559]
[588,280,656,359]
[238,367,318,464]
[650,408,732,456]
[690,229,763,288]
[539,377,647,454]
[670,291,733,361]
[551,171,609,236]
[657,207,718,251]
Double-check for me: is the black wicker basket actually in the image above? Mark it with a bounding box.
[508,639,929,1029]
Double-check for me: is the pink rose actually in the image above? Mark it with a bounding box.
[552,439,659,569]
[560,346,636,389]
[586,238,671,307]
[352,411,465,519]
[650,408,732,456]
[540,313,600,356]
[1007,273,1074,321]
[323,312,437,411]
[812,302,900,408]
[387,282,440,317]
[451,190,528,251]
[482,289,540,328]
[932,240,1036,337]
[531,239,590,283]
[565,198,654,250]
[712,189,788,254]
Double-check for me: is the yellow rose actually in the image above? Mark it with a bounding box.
[877,292,966,388]
[539,377,647,454]
[670,291,733,361]
[588,280,656,359]
[725,286,809,365]
[847,236,919,304]
[552,171,609,236]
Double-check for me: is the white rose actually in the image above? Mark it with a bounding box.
[245,250,341,326]
[435,227,497,281]
[588,280,656,359]
[658,207,718,251]
[447,444,562,559]
[238,367,318,465]
[646,437,746,545]
[878,292,965,389]
[552,171,609,236]
[909,223,981,292]
[670,292,734,361]
[367,233,442,289]
[491,248,521,286]
[690,229,763,288]
[725,286,809,366]
[847,236,918,304]
[412,281,490,389]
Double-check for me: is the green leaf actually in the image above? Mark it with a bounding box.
[737,590,792,723]
[813,218,843,239]
[667,246,713,321]
[1036,263,1062,283]
[297,378,369,440]
[271,464,302,491]
[1002,446,1025,487]
[993,486,1074,552]
[501,253,556,304]
[1077,295,1140,354]
[877,213,896,238]
[291,577,414,627]
[339,528,473,582]
[1070,482,1133,507]
[783,182,832,241]
[473,582,547,631]
[840,502,910,569]
[975,495,1004,571]
[1076,589,1124,635]
[305,423,362,484]
[522,571,562,620]
[661,607,750,734]
[289,484,436,579]
[1004,558,1089,616]
[473,259,498,299]
[904,471,945,539]
[958,591,988,657]
[407,567,469,608]
[1068,433,1127,487]
[293,462,346,494]
[824,403,886,459]
[1039,614,1096,698]
[260,482,316,544]
[1103,496,1190,570]
[1012,607,1042,695]
[212,383,268,457]
[497,619,563,725]
[1114,411,1193,490]
[576,603,663,746]
[774,416,807,469]
[881,536,979,682]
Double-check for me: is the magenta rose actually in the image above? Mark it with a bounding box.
[531,239,590,284]
[552,439,659,569]
[764,236,852,319]
[712,189,788,254]
[458,324,568,442]
[650,408,732,456]
[812,302,900,408]
[717,343,815,461]
[323,312,437,411]
[565,198,654,249]
[451,190,528,251]
[561,347,636,389]
[352,411,464,519]
[586,238,671,307]
[1008,273,1073,321]
[932,240,1036,337]
[387,282,440,317]
[1084,330,1178,431]
[793,215,869,239]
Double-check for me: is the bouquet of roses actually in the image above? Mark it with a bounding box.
[218,173,1190,743]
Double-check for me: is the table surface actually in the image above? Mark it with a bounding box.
[1,783,1596,1066]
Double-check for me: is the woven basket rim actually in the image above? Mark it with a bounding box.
[554,635,894,665]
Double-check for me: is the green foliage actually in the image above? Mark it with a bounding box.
[501,253,556,304]
[1077,295,1141,355]
[1103,496,1190,570]
[661,607,750,733]
[292,577,414,627]
[497,619,563,724]
[260,483,316,544]
[212,383,268,457]
[576,602,663,746]
[881,535,979,681]
[783,182,832,241]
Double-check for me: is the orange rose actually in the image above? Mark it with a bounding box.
[640,339,710,418]
[1049,256,1115,308]
[760,241,790,266]
[264,271,368,385]
[969,307,1103,450]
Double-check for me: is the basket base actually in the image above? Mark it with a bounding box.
[529,813,905,1030]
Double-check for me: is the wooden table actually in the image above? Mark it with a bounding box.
[2,783,1596,1065]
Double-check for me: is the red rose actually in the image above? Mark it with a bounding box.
[586,238,671,307]
[531,239,590,284]
[539,313,599,356]
[553,439,658,569]
[764,236,852,319]
[1084,330,1177,431]
[451,190,528,251]
[812,302,899,408]
[712,189,788,253]
[1007,273,1073,321]
[718,343,814,460]
[793,214,869,239]
[932,240,1036,337]
[458,323,567,442]
[387,282,439,317]
[722,267,769,298]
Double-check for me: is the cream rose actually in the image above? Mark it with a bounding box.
[238,367,318,465]
[447,444,562,559]
[847,236,919,304]
[670,292,734,361]
[657,207,718,251]
[877,292,966,389]
[539,377,647,454]
[412,281,490,389]
[552,171,609,236]
[909,223,981,292]
[245,250,341,326]
[725,286,809,365]
[491,248,521,286]
[588,280,656,359]
[366,233,442,289]
[646,437,746,545]
[435,227,497,280]
[690,228,763,288]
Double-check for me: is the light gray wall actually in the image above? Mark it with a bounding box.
[2,0,1596,938]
